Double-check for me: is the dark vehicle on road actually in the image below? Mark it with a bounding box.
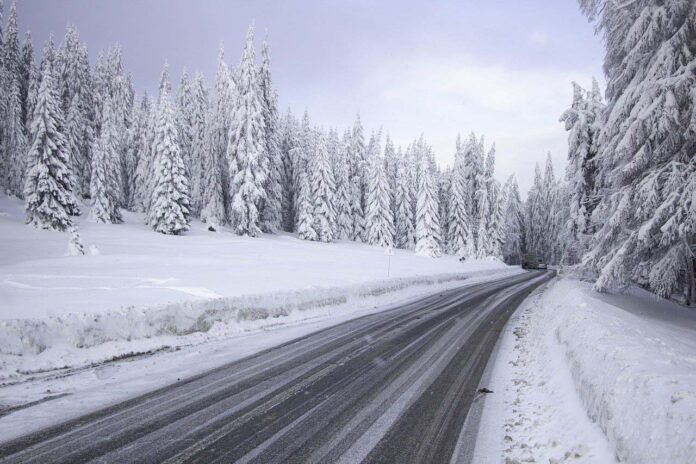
[522,253,547,270]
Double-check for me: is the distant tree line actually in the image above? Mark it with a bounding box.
[0,3,512,259]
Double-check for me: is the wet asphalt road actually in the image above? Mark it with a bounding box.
[0,270,553,464]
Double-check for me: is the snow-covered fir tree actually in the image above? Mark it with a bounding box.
[448,135,474,257]
[329,128,351,240]
[349,115,366,241]
[1,0,28,197]
[20,30,35,130]
[475,179,491,258]
[89,96,122,223]
[199,47,231,228]
[188,72,208,216]
[309,129,336,242]
[175,69,195,183]
[559,79,604,262]
[502,175,524,264]
[296,172,316,241]
[129,93,152,212]
[366,139,394,248]
[279,109,298,231]
[415,156,441,257]
[57,25,93,198]
[383,134,399,223]
[146,71,190,235]
[227,25,267,237]
[394,150,415,250]
[580,0,696,301]
[437,167,451,251]
[258,35,282,233]
[24,49,80,231]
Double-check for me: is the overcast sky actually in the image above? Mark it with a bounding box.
[17,0,604,193]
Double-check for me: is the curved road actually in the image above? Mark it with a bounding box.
[0,271,553,464]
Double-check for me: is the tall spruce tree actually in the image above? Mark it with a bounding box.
[279,109,298,231]
[332,129,352,240]
[258,35,282,233]
[580,0,696,301]
[366,142,394,247]
[448,135,474,257]
[227,25,267,237]
[189,72,208,217]
[310,129,336,242]
[24,50,79,230]
[349,115,366,241]
[415,156,441,257]
[89,96,122,223]
[130,93,153,212]
[502,175,524,264]
[147,72,190,235]
[394,152,416,250]
[2,0,27,197]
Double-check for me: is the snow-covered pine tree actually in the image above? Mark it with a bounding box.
[309,129,336,242]
[199,46,232,228]
[175,69,195,184]
[279,109,298,231]
[189,72,208,216]
[292,110,313,228]
[20,31,39,132]
[383,134,398,221]
[296,171,317,241]
[415,156,441,257]
[227,25,267,237]
[540,154,558,263]
[349,115,366,241]
[366,139,394,247]
[66,224,85,256]
[130,93,153,212]
[24,49,80,230]
[437,167,451,251]
[199,107,225,229]
[332,129,352,240]
[502,175,524,264]
[394,151,416,250]
[448,135,474,257]
[475,179,491,258]
[1,0,27,197]
[89,96,122,223]
[484,144,504,259]
[57,26,93,197]
[559,80,604,262]
[258,35,282,233]
[20,31,36,130]
[525,163,544,259]
[579,0,696,301]
[147,73,190,235]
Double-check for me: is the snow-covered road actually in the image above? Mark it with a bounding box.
[0,271,553,463]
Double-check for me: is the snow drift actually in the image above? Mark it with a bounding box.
[553,280,696,463]
[0,269,519,381]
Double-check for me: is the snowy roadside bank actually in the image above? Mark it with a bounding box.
[0,268,520,381]
[474,277,696,464]
[0,268,520,442]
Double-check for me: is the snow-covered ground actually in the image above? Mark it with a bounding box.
[0,192,522,440]
[475,277,696,464]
